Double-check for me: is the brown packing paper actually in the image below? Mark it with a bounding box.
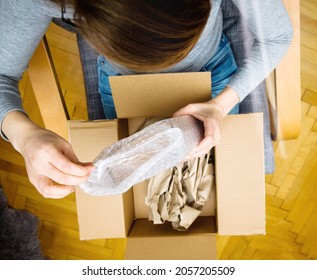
[130,117,214,231]
[133,179,216,219]
[145,153,214,231]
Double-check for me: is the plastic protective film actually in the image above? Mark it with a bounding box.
[79,116,204,195]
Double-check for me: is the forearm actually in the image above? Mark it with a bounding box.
[0,0,55,140]
[0,73,26,140]
[229,0,293,101]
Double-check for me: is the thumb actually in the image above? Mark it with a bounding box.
[173,104,198,118]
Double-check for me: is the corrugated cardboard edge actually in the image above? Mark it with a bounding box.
[125,218,217,260]
[215,113,266,235]
[110,72,211,118]
[125,235,217,260]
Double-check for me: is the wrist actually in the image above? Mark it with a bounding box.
[2,111,39,152]
[209,86,240,117]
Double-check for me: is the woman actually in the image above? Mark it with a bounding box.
[0,0,293,198]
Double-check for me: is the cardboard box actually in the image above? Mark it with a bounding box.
[69,72,265,259]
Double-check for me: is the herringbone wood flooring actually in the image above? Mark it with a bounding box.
[0,0,316,259]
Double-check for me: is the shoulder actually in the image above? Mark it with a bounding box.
[31,0,63,18]
[229,0,293,35]
[3,0,68,18]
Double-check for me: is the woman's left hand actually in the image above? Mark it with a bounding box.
[173,86,240,160]
[173,100,224,160]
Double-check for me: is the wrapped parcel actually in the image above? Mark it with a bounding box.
[79,115,204,195]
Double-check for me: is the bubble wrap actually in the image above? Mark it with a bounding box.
[79,116,204,195]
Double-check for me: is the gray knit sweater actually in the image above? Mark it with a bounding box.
[0,0,293,139]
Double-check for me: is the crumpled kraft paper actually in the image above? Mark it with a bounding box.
[145,152,214,231]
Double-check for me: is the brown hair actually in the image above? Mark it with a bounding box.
[54,0,211,71]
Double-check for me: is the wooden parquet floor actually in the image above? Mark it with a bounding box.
[1,1,317,260]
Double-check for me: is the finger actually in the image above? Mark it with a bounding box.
[174,107,208,128]
[204,119,221,145]
[62,144,94,168]
[49,149,93,177]
[184,122,221,160]
[173,107,189,117]
[173,104,199,117]
[186,136,215,159]
[44,162,90,186]
[36,176,75,199]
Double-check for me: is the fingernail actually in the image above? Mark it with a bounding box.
[184,153,195,161]
[190,152,201,159]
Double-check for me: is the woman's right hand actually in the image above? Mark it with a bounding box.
[2,111,94,199]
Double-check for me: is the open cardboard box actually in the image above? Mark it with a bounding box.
[69,72,266,259]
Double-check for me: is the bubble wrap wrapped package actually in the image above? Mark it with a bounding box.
[79,116,204,195]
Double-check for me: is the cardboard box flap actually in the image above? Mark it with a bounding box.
[68,119,128,162]
[125,218,217,260]
[215,113,266,235]
[109,72,211,118]
[69,119,134,239]
[125,235,216,260]
[75,188,133,240]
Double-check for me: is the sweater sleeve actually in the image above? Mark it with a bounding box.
[0,0,57,139]
[227,0,294,101]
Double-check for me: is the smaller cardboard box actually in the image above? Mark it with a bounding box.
[69,72,265,259]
